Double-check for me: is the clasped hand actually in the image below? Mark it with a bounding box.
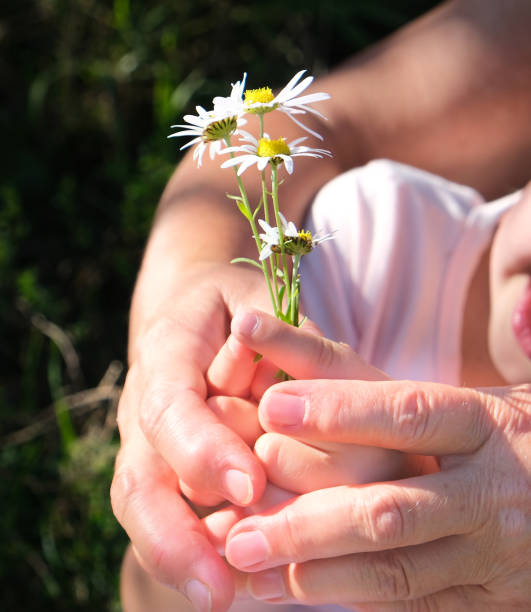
[112,265,531,612]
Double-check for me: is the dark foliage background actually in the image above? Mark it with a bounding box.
[1,1,438,609]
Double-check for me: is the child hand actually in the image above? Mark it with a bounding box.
[202,309,412,563]
[206,309,410,495]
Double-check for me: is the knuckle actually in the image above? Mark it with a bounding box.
[373,551,412,601]
[489,384,531,435]
[138,314,179,357]
[180,424,219,469]
[278,505,305,560]
[390,383,436,449]
[142,537,171,577]
[138,383,175,445]
[360,487,408,548]
[110,467,136,525]
[314,337,339,374]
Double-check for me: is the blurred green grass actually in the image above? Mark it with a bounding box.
[0,0,437,609]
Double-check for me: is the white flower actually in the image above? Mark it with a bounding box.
[168,105,245,167]
[214,70,330,139]
[220,132,332,176]
[258,214,334,260]
[258,213,298,260]
[212,73,248,118]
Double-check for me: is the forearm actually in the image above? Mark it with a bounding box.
[339,0,531,197]
[131,0,531,354]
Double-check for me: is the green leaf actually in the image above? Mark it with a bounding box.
[236,199,252,221]
[230,257,262,270]
[277,311,291,324]
[253,353,263,363]
[274,368,293,381]
[252,200,263,220]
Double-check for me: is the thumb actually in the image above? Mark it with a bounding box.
[231,308,389,381]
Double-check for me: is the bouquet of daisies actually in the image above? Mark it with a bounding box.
[169,71,333,332]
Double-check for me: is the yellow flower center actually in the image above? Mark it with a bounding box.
[244,87,275,105]
[297,230,313,243]
[256,137,291,158]
[274,230,315,256]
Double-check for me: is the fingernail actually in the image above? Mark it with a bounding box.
[226,529,269,569]
[248,569,285,600]
[262,392,306,428]
[233,311,260,337]
[222,469,253,505]
[184,579,212,612]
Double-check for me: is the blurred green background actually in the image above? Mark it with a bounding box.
[1,1,438,609]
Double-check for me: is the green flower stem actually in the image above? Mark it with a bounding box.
[260,169,280,300]
[290,253,302,327]
[258,113,265,139]
[271,165,291,312]
[225,138,279,315]
[260,171,270,224]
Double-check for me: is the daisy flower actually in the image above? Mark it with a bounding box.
[214,70,330,139]
[168,105,244,167]
[211,73,247,118]
[220,132,332,175]
[258,213,298,260]
[258,214,334,260]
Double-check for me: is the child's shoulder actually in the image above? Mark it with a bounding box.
[317,159,485,218]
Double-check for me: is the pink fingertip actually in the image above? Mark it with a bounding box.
[232,311,260,337]
[184,579,212,612]
[261,392,306,428]
[222,469,253,505]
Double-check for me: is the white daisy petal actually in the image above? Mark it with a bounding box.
[237,157,260,175]
[274,70,308,101]
[259,244,273,260]
[284,92,330,106]
[278,109,323,140]
[291,103,328,121]
[276,75,314,103]
[179,137,203,150]
[288,136,309,147]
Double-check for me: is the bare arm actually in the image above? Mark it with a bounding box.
[116,2,531,610]
[131,0,531,355]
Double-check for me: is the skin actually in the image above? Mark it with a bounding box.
[489,183,531,383]
[216,188,531,610]
[228,377,531,611]
[113,1,531,610]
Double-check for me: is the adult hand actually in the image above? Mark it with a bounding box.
[111,263,271,612]
[202,310,410,557]
[208,309,408,493]
[225,379,531,611]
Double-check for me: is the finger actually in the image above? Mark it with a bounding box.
[207,335,259,398]
[206,396,262,447]
[354,585,506,612]
[134,310,266,506]
[111,430,234,611]
[232,309,389,381]
[203,483,299,557]
[258,379,493,455]
[254,433,406,492]
[224,469,487,571]
[136,364,266,506]
[245,537,480,606]
[249,358,286,401]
